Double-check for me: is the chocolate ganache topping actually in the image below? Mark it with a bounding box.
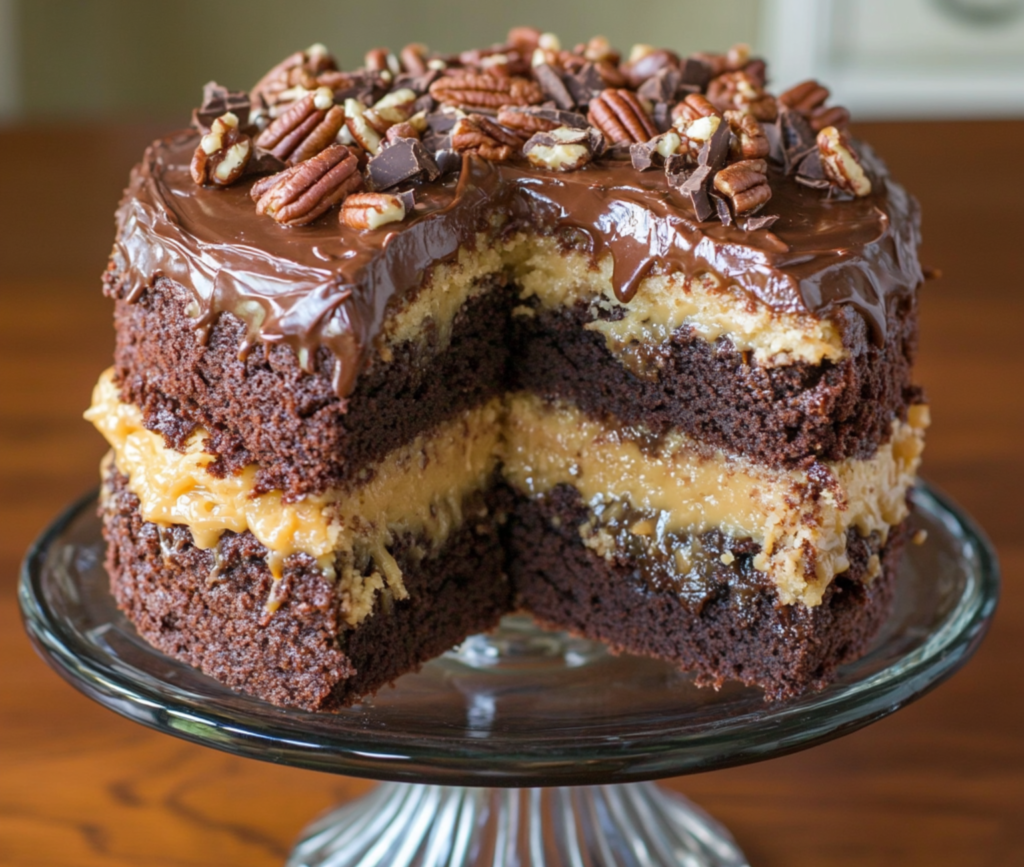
[110,33,922,398]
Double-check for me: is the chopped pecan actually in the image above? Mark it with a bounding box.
[581,35,619,65]
[523,126,603,172]
[400,43,430,75]
[507,27,543,55]
[778,79,850,131]
[587,88,657,144]
[385,122,420,144]
[671,94,719,124]
[190,112,252,186]
[713,158,771,213]
[250,44,343,114]
[725,110,769,160]
[255,87,345,164]
[450,114,524,162]
[340,191,407,229]
[344,98,384,155]
[429,72,543,109]
[817,126,872,197]
[251,144,363,226]
[364,48,399,76]
[497,106,559,135]
[622,45,680,89]
[707,71,778,122]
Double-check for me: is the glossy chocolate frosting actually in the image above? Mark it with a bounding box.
[112,130,922,397]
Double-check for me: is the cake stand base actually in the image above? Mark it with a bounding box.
[288,781,747,867]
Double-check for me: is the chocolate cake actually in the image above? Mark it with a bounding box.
[85,31,929,711]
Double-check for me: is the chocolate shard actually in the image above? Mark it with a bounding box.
[777,107,817,174]
[425,109,461,134]
[533,63,576,110]
[712,192,733,226]
[411,93,436,115]
[244,147,287,176]
[394,69,442,96]
[395,188,417,213]
[604,142,634,160]
[678,57,713,91]
[565,63,607,104]
[192,81,251,133]
[742,214,780,231]
[664,153,688,175]
[630,140,656,171]
[698,118,730,171]
[651,101,674,133]
[795,148,826,180]
[670,163,714,221]
[367,138,440,189]
[637,68,681,104]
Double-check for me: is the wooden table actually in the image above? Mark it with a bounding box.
[1,121,1021,867]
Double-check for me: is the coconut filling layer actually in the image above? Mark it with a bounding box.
[503,393,928,606]
[380,234,846,374]
[87,369,503,626]
[87,371,926,621]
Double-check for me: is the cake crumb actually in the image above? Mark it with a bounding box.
[720,550,735,565]
[912,529,928,546]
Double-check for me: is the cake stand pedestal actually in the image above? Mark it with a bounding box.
[20,484,998,867]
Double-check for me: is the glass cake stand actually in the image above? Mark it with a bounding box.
[20,483,998,867]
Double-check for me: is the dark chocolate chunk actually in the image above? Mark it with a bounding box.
[394,69,441,96]
[411,93,436,115]
[367,138,440,189]
[395,189,417,213]
[244,147,286,176]
[678,57,713,90]
[426,109,461,134]
[671,164,714,221]
[795,148,826,180]
[712,193,733,226]
[533,63,576,110]
[565,63,607,104]
[192,81,251,133]
[638,68,681,104]
[664,153,688,175]
[630,141,656,171]
[651,101,674,133]
[698,119,730,171]
[603,142,634,160]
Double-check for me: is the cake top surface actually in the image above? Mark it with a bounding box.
[112,30,923,395]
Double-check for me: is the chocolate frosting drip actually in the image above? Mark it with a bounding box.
[113,131,922,398]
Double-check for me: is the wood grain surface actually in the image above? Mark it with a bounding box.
[1,121,1021,867]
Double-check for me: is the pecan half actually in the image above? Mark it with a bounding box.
[251,44,344,114]
[251,144,363,226]
[778,79,850,131]
[340,191,407,229]
[450,114,524,162]
[587,88,657,144]
[190,112,252,186]
[400,43,430,75]
[622,46,680,89]
[725,110,769,160]
[707,71,778,122]
[817,126,872,197]
[713,158,771,213]
[581,35,619,65]
[429,73,543,109]
[255,87,345,164]
[497,106,559,135]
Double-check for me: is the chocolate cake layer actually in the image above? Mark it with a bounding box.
[102,469,511,710]
[108,272,514,499]
[506,484,905,700]
[512,290,921,467]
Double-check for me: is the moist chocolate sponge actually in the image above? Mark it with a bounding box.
[102,468,512,711]
[506,483,905,701]
[107,268,919,498]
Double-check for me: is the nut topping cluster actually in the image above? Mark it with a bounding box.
[187,31,873,231]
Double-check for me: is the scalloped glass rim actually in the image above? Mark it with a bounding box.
[20,482,999,788]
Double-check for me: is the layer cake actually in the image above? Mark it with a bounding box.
[87,31,928,710]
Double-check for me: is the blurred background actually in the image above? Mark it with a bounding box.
[1,3,1022,866]
[1,0,1023,122]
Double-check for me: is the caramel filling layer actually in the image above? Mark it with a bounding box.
[87,369,503,625]
[382,234,846,372]
[501,393,927,606]
[87,372,925,617]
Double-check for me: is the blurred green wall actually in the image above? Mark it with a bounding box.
[14,0,761,119]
